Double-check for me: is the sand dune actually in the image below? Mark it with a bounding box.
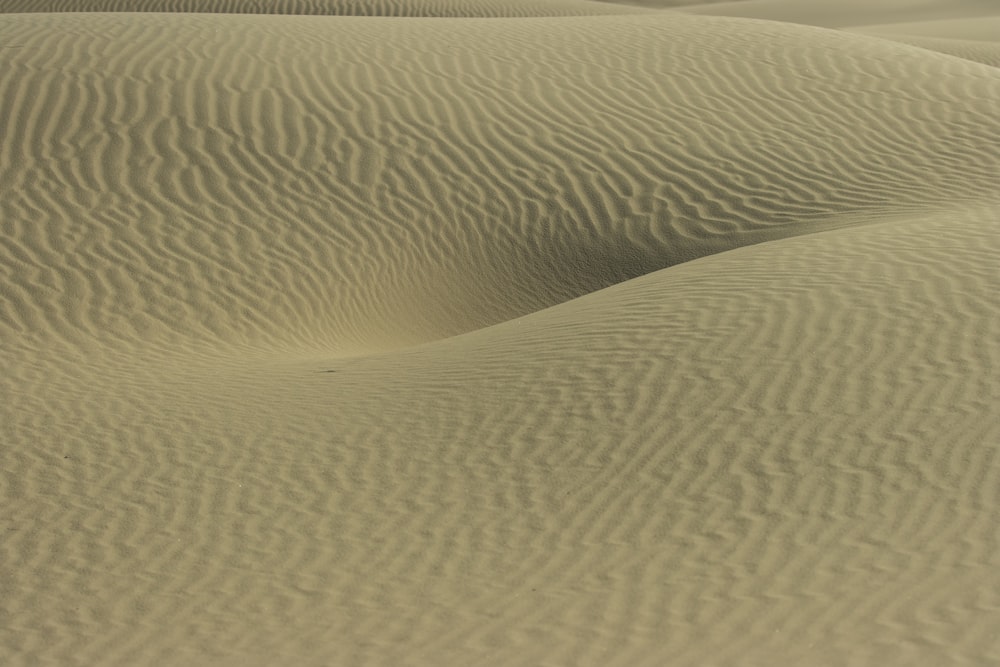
[2,1,999,666]
[848,16,1000,42]
[673,0,999,28]
[0,0,655,17]
[3,11,997,353]
[860,34,1000,67]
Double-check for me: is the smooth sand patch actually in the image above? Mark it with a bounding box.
[847,16,1000,41]
[672,0,999,28]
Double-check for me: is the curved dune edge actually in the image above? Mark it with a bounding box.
[672,0,998,29]
[1,12,998,357]
[847,16,1000,42]
[3,205,999,667]
[2,6,1000,667]
[863,34,1000,67]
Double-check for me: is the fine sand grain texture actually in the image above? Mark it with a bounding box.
[2,1,999,666]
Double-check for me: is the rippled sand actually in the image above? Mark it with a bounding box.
[2,1,999,665]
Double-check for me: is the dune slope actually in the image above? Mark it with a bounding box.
[1,3,999,666]
[2,12,998,354]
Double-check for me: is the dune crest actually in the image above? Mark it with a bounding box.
[2,12,998,355]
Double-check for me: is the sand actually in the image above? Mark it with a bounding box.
[1,1,998,665]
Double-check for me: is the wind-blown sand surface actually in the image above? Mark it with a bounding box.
[1,1,998,665]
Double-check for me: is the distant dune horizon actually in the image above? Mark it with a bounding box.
[2,1,999,665]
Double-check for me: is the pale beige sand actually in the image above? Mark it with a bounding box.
[847,16,1000,41]
[858,34,1000,68]
[2,2,999,666]
[0,0,655,16]
[672,0,998,28]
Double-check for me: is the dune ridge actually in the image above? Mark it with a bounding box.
[672,0,999,28]
[2,12,998,355]
[861,34,1000,67]
[2,2,999,666]
[852,33,1000,67]
[4,203,998,666]
[847,16,1000,42]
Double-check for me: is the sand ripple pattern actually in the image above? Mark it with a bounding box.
[0,0,653,17]
[1,12,998,354]
[2,6,999,667]
[3,206,998,667]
